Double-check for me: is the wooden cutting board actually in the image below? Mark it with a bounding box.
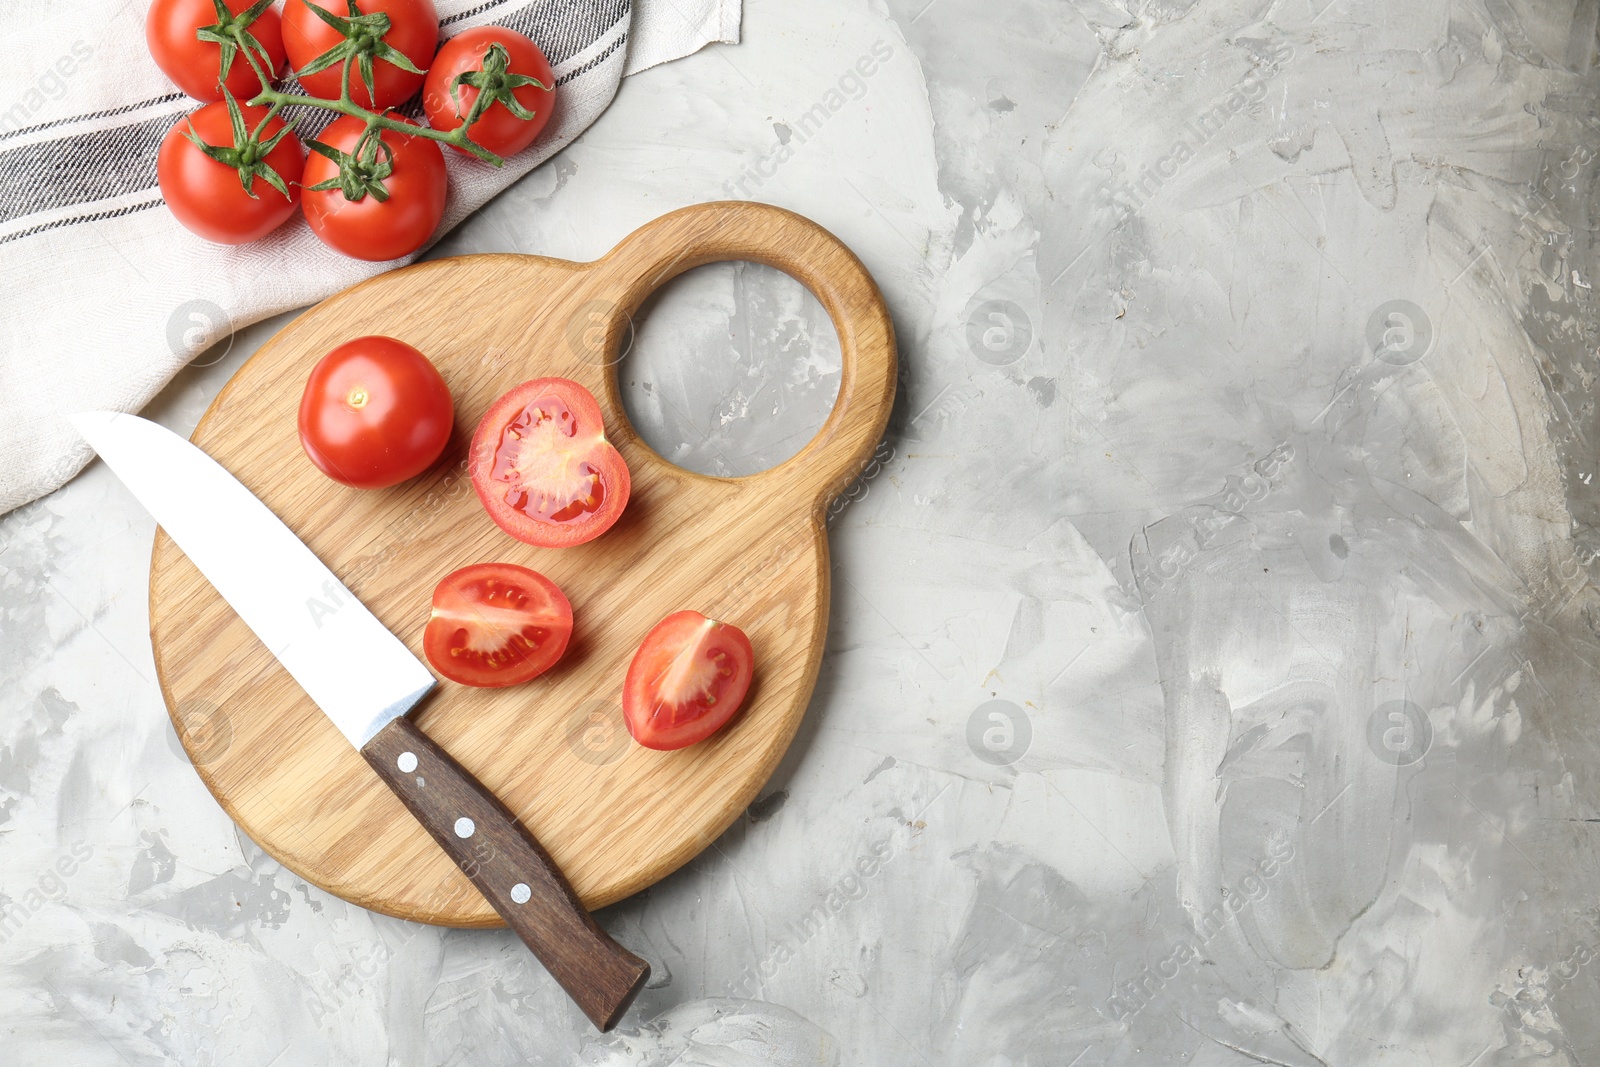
[148,202,896,926]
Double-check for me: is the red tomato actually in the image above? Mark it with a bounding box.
[423,564,573,687]
[282,0,438,108]
[422,27,555,158]
[297,335,453,488]
[469,378,630,548]
[623,611,754,750]
[146,0,286,102]
[158,102,303,244]
[301,115,447,261]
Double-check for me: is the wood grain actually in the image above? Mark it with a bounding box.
[149,201,897,927]
[363,716,650,1029]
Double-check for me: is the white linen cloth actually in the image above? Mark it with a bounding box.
[0,0,739,514]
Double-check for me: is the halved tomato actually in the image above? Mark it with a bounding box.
[622,611,754,750]
[423,563,572,687]
[468,377,630,548]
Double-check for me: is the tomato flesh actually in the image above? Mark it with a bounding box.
[298,336,453,488]
[488,395,609,525]
[469,378,630,548]
[623,611,754,750]
[423,564,572,687]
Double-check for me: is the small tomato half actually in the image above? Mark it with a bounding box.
[423,563,573,687]
[468,377,631,548]
[622,611,754,751]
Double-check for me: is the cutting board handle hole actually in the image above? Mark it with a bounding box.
[590,201,897,509]
[615,261,841,479]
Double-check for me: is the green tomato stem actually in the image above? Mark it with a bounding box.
[248,84,504,164]
[339,48,354,108]
[248,98,285,143]
[230,32,504,166]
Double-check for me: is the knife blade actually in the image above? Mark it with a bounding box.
[71,411,649,1031]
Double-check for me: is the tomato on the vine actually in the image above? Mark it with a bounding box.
[622,611,755,750]
[147,0,286,102]
[282,0,438,109]
[158,99,303,244]
[423,564,573,687]
[297,335,454,488]
[423,28,555,158]
[301,115,447,261]
[469,378,631,548]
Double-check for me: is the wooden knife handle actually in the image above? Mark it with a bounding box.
[362,716,649,1031]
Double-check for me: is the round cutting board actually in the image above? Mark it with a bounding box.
[149,202,896,926]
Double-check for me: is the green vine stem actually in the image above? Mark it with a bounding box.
[246,77,506,166]
[232,1,508,171]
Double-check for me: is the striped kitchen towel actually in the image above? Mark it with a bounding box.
[0,0,739,515]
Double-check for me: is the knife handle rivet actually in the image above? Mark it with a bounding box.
[454,817,476,838]
[510,883,531,904]
[397,752,418,773]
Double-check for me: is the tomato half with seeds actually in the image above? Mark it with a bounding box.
[423,563,573,687]
[622,611,754,751]
[468,378,630,548]
[298,335,453,488]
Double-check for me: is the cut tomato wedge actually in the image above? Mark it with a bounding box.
[622,611,754,750]
[423,563,572,687]
[469,377,631,548]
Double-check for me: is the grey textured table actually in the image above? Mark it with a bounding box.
[6,0,1600,1063]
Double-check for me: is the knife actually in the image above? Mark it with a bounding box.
[71,411,650,1031]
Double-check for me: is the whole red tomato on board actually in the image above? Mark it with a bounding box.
[297,335,453,488]
[301,116,447,261]
[146,0,286,102]
[158,100,303,244]
[468,378,631,548]
[423,564,573,687]
[282,0,438,109]
[623,611,754,750]
[423,27,555,158]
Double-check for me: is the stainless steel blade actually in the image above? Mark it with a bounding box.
[71,411,434,748]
